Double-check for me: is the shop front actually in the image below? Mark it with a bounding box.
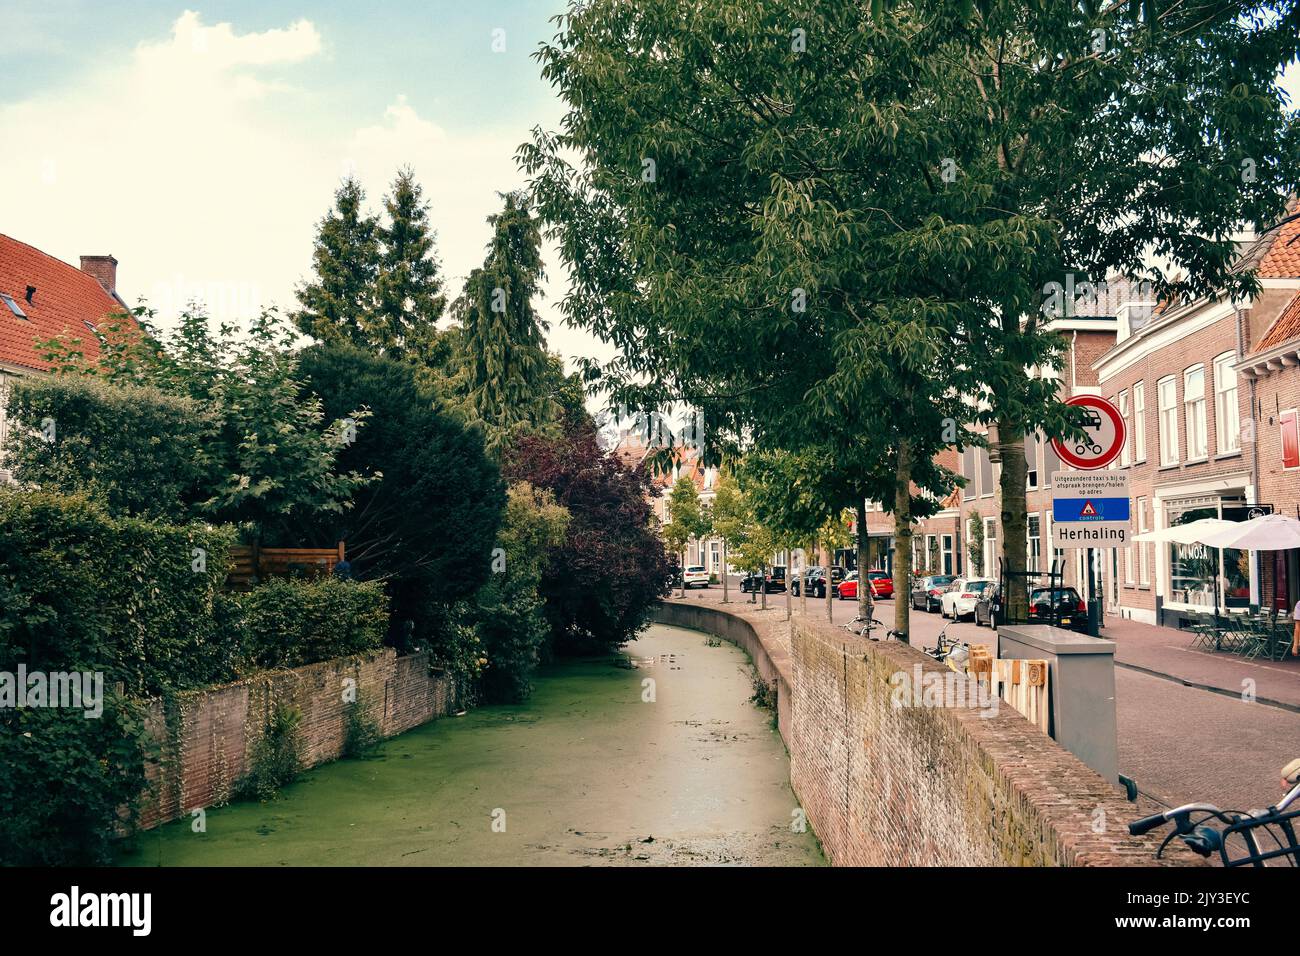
[1155,488,1268,627]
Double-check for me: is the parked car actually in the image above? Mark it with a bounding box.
[974,583,1001,627]
[866,569,894,599]
[681,565,710,589]
[909,574,955,612]
[838,570,894,601]
[1027,586,1089,632]
[740,566,787,593]
[792,565,843,598]
[940,578,995,620]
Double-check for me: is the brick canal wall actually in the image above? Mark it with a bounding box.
[138,649,451,830]
[652,600,1197,866]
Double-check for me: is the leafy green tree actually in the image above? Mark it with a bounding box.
[451,191,556,448]
[154,310,373,538]
[663,474,711,597]
[293,176,380,349]
[294,343,506,644]
[522,0,982,639]
[523,0,1300,625]
[373,167,448,363]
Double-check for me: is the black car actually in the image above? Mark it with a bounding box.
[909,574,955,612]
[791,565,843,598]
[1026,586,1089,632]
[740,567,787,594]
[974,583,1001,628]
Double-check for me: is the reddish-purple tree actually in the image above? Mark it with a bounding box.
[503,416,672,655]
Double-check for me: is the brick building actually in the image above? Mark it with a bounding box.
[0,236,134,479]
[1096,216,1300,628]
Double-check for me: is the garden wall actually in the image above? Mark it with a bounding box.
[652,600,1197,867]
[138,649,451,830]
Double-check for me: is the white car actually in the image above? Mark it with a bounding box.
[940,578,995,620]
[682,565,710,589]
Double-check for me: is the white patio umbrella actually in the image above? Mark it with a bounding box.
[1131,517,1237,545]
[1197,513,1300,552]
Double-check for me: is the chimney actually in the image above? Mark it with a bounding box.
[80,255,118,296]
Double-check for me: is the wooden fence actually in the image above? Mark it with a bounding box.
[226,542,345,590]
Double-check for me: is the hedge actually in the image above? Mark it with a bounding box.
[0,490,236,696]
[3,375,210,521]
[224,576,389,672]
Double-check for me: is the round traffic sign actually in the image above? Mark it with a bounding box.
[1051,395,1126,470]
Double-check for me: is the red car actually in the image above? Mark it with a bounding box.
[836,570,894,600]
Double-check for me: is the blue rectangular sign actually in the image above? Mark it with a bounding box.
[1052,497,1131,522]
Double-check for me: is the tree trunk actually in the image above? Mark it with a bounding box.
[800,549,807,615]
[679,548,686,598]
[892,438,913,644]
[822,543,832,623]
[997,420,1029,621]
[761,562,767,610]
[722,539,729,603]
[856,498,873,624]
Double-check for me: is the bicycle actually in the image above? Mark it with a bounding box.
[1128,767,1300,866]
[843,613,904,642]
[925,618,971,671]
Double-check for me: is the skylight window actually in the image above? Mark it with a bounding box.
[0,293,27,319]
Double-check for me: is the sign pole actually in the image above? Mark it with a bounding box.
[1086,547,1100,637]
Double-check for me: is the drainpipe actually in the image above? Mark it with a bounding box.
[1239,304,1263,609]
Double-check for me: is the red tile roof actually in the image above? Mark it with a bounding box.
[1257,215,1300,279]
[0,234,130,373]
[1254,291,1300,354]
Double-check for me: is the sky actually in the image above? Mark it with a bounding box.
[0,1,614,373]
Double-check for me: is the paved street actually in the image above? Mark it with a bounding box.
[672,579,1300,814]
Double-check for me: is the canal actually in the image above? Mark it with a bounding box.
[119,623,825,866]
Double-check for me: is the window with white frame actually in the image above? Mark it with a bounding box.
[1184,365,1207,460]
[1027,514,1041,575]
[1158,376,1178,466]
[1133,381,1147,462]
[1213,351,1239,455]
[1025,433,1039,489]
[1118,390,1130,467]
[1138,496,1150,585]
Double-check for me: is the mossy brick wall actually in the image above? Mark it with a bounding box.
[139,649,451,830]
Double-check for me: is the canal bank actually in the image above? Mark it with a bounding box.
[119,623,824,867]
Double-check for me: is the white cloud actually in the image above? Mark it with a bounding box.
[0,10,612,379]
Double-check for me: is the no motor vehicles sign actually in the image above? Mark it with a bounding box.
[1050,395,1127,470]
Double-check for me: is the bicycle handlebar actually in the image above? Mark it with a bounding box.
[1128,812,1168,836]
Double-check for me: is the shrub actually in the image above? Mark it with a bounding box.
[243,705,303,800]
[0,490,236,696]
[3,374,209,521]
[342,693,382,758]
[473,482,569,702]
[229,577,389,672]
[0,692,148,865]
